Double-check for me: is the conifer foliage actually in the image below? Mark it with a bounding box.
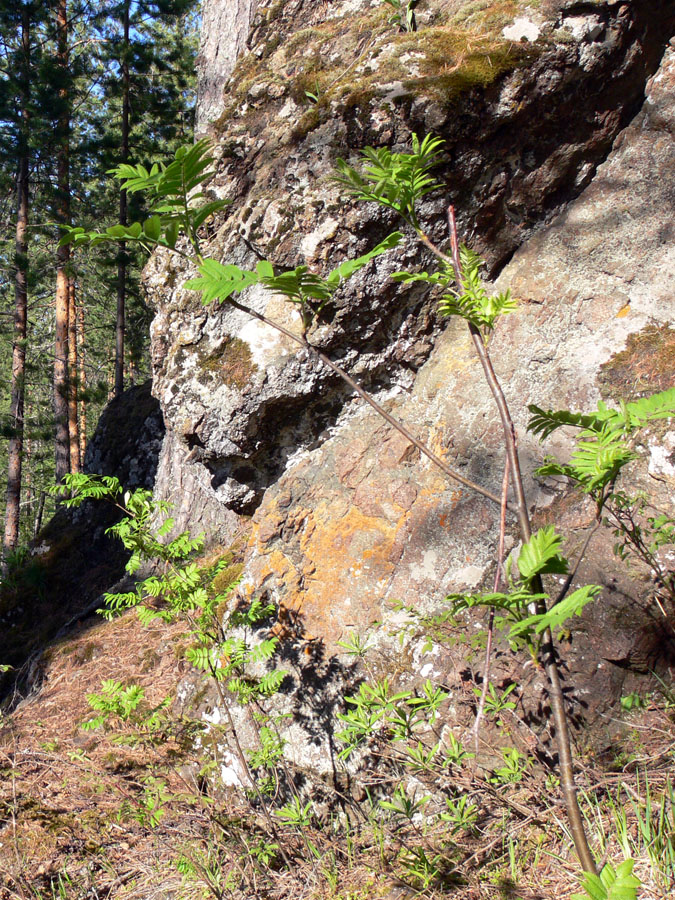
[0,0,198,556]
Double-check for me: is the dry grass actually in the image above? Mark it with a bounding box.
[0,606,673,900]
[0,610,191,899]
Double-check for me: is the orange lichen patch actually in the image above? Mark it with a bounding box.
[242,547,299,609]
[244,408,478,648]
[250,501,411,647]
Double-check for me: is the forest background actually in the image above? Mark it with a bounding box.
[0,0,199,558]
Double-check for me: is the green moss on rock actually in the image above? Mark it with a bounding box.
[598,324,675,401]
[212,0,553,139]
[213,563,245,599]
[198,337,258,389]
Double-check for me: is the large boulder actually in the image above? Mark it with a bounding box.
[148,0,674,522]
[147,2,674,759]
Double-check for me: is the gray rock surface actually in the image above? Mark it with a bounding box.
[194,42,675,774]
[83,380,164,488]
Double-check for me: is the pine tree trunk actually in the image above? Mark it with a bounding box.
[23,431,33,522]
[68,278,80,473]
[114,0,130,399]
[77,302,87,463]
[3,5,31,563]
[33,491,46,540]
[53,0,70,482]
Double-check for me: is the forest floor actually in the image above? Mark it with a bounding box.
[0,604,673,900]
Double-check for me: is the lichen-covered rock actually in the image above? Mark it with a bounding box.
[233,39,674,747]
[82,380,164,488]
[148,0,674,525]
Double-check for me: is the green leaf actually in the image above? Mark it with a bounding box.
[334,134,444,223]
[609,860,641,898]
[192,199,230,230]
[391,268,452,287]
[528,388,675,444]
[572,861,640,900]
[260,267,333,305]
[58,226,86,247]
[517,526,568,580]
[527,405,607,440]
[568,427,635,491]
[577,873,609,900]
[256,259,274,278]
[62,141,225,258]
[186,259,259,304]
[622,387,675,428]
[143,215,162,241]
[165,220,179,249]
[509,584,600,640]
[447,587,545,615]
[437,245,517,330]
[328,231,404,283]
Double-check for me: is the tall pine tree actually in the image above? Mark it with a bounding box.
[0,0,198,552]
[53,0,71,483]
[88,0,198,398]
[1,1,31,559]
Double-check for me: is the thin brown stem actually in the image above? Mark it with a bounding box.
[447,212,530,539]
[445,206,596,874]
[471,458,510,754]
[554,520,601,607]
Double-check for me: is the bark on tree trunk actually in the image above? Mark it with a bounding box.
[114,0,130,398]
[54,0,70,482]
[33,491,46,540]
[3,5,31,563]
[77,302,87,463]
[53,0,70,482]
[68,278,80,473]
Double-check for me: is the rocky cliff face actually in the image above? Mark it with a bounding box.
[148,0,675,750]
